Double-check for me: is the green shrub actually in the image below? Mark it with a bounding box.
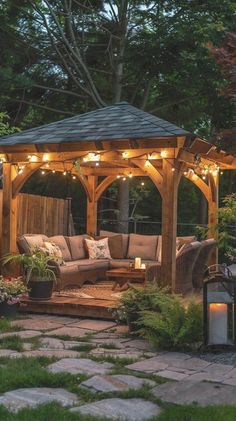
[116,283,203,349]
[138,297,203,350]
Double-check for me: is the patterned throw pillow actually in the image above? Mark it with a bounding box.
[85,238,111,259]
[43,241,64,265]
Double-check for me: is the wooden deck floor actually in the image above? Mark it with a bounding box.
[20,294,118,320]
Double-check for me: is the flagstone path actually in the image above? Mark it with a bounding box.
[1,313,236,418]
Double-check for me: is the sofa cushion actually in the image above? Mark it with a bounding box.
[85,238,111,260]
[43,241,64,265]
[128,234,158,261]
[18,234,49,254]
[76,259,109,271]
[156,235,162,262]
[109,259,133,269]
[100,230,129,257]
[49,235,72,261]
[68,235,90,260]
[97,234,124,259]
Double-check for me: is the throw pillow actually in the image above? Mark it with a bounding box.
[96,235,124,259]
[85,238,111,259]
[44,241,64,265]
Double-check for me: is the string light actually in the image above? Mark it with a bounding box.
[123,177,126,181]
[72,175,76,180]
[45,162,50,168]
[141,181,145,186]
[160,150,167,158]
[122,152,128,158]
[128,172,133,178]
[27,155,38,162]
[52,170,55,173]
[116,175,121,179]
[63,171,67,176]
[95,162,100,167]
[18,165,25,174]
[41,170,45,175]
[171,168,175,172]
[145,160,151,167]
[83,153,100,163]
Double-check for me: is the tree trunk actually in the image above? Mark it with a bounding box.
[117,179,129,233]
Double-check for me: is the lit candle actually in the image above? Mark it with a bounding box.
[209,303,228,345]
[141,263,146,269]
[135,257,141,269]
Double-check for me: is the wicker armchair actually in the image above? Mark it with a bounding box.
[192,239,217,289]
[146,241,202,293]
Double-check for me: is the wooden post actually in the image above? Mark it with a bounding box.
[208,174,219,264]
[86,175,98,236]
[2,163,18,256]
[161,159,179,292]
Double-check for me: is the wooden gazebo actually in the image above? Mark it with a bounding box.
[0,102,235,293]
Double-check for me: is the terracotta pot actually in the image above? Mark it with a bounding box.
[28,279,53,301]
[0,302,19,316]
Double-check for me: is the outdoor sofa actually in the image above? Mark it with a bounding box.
[17,232,216,292]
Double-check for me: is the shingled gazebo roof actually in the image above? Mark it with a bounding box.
[0,102,189,146]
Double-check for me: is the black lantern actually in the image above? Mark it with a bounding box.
[203,265,236,348]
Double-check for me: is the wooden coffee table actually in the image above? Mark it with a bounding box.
[106,268,146,291]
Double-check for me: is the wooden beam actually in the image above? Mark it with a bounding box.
[12,163,42,197]
[131,159,163,197]
[2,164,18,255]
[208,174,219,264]
[161,159,179,292]
[95,176,117,202]
[86,176,98,236]
[184,172,210,201]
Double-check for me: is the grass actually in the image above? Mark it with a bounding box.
[0,356,87,394]
[71,343,95,352]
[157,404,236,420]
[0,317,22,334]
[0,335,41,352]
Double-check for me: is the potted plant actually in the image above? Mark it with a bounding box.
[2,250,57,301]
[0,276,27,316]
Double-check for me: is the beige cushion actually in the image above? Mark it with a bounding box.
[44,241,64,265]
[109,259,133,269]
[97,235,124,259]
[156,235,162,262]
[128,234,158,261]
[100,230,129,257]
[76,258,109,271]
[18,234,49,254]
[68,235,90,260]
[49,236,72,261]
[85,238,111,259]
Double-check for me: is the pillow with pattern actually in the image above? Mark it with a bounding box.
[43,241,64,265]
[85,238,111,259]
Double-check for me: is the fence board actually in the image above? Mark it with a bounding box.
[0,191,73,237]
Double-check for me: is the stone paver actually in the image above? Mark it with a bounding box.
[22,349,81,358]
[169,357,211,371]
[0,330,42,339]
[155,370,190,381]
[89,347,147,360]
[70,320,117,331]
[152,380,236,406]
[11,319,64,331]
[47,327,92,338]
[40,337,91,350]
[81,375,156,393]
[47,358,113,375]
[126,357,168,373]
[0,388,78,412]
[71,398,161,420]
[0,349,22,358]
[124,340,153,352]
[29,315,78,324]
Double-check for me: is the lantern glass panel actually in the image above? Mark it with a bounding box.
[206,279,235,346]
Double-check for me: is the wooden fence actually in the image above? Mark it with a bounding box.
[0,191,73,238]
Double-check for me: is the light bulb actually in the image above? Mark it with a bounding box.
[52,170,55,173]
[95,162,99,166]
[72,175,76,180]
[172,168,175,172]
[141,181,145,186]
[128,173,133,178]
[63,171,67,176]
[117,175,121,179]
[122,152,128,158]
[123,177,126,181]
[45,162,49,168]
[145,160,151,167]
[41,170,45,175]
[160,150,167,158]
